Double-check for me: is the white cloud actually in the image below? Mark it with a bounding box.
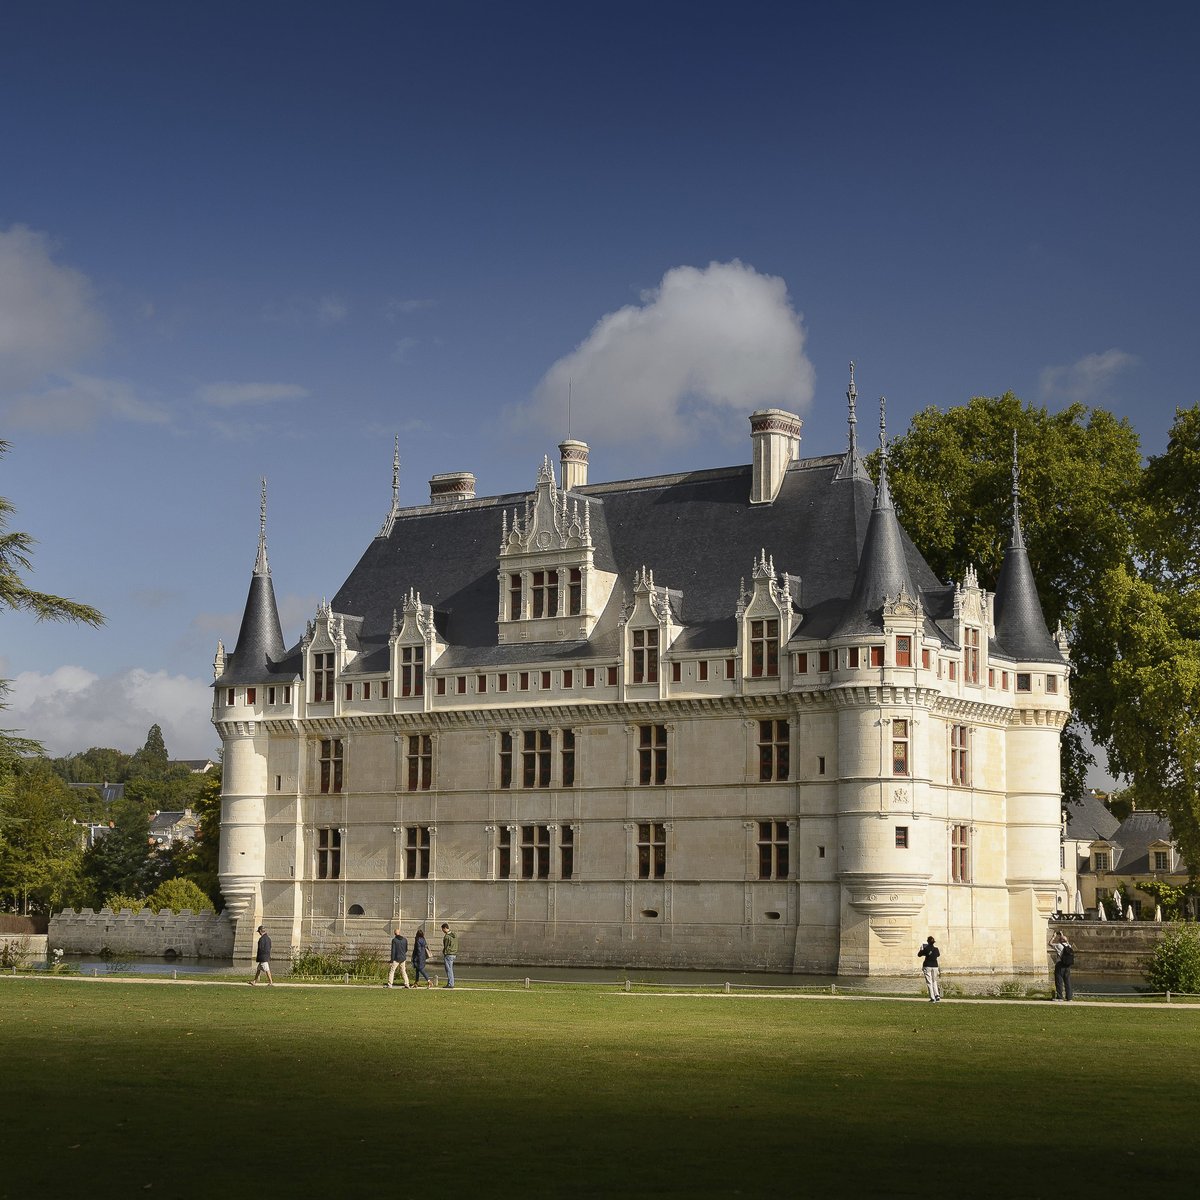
[262,294,349,326]
[393,336,419,362]
[1039,349,1138,403]
[4,372,168,432]
[316,295,348,325]
[0,224,105,390]
[517,260,814,446]
[385,297,437,319]
[5,666,217,759]
[197,381,309,408]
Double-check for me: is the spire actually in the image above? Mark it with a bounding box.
[994,431,1060,661]
[379,437,402,536]
[834,360,868,482]
[1010,429,1024,549]
[831,394,916,634]
[254,478,270,576]
[876,394,893,510]
[226,479,287,682]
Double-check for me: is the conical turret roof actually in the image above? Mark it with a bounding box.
[219,481,287,684]
[993,438,1061,662]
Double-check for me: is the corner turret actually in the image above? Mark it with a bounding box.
[832,396,918,634]
[993,435,1060,662]
[223,479,287,682]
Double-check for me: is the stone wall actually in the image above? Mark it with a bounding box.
[50,908,235,959]
[1049,919,1165,975]
[1,934,48,961]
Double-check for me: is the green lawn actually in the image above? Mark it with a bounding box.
[1,979,1196,1198]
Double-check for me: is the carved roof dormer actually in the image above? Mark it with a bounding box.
[302,600,352,672]
[952,566,991,634]
[389,588,445,658]
[500,456,593,559]
[739,548,800,643]
[620,566,682,630]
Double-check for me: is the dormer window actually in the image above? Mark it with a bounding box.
[401,646,424,697]
[632,628,659,683]
[965,627,980,684]
[313,652,334,703]
[568,568,582,615]
[532,570,557,617]
[750,619,779,678]
[1154,851,1169,871]
[509,573,523,620]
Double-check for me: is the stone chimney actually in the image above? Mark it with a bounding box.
[559,439,589,491]
[429,471,476,505]
[749,409,802,504]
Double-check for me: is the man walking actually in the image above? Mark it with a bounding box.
[917,935,941,1001]
[387,928,411,989]
[250,925,273,985]
[441,922,459,989]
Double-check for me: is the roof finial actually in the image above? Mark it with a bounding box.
[876,396,893,510]
[379,436,403,537]
[1011,429,1024,548]
[847,360,858,461]
[254,477,270,575]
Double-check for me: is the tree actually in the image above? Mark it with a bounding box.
[165,766,222,908]
[128,724,170,781]
[77,801,170,907]
[50,747,133,785]
[1143,923,1200,993]
[1,438,104,766]
[0,760,84,913]
[882,394,1145,802]
[145,877,215,914]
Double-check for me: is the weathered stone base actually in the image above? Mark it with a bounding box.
[50,908,235,958]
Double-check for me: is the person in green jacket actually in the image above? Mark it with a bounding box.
[441,922,459,989]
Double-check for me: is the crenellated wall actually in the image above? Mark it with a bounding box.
[50,908,235,958]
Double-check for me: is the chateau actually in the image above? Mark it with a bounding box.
[213,375,1069,975]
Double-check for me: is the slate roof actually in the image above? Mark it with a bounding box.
[993,512,1061,662]
[218,448,1058,682]
[1105,812,1181,875]
[1063,790,1121,843]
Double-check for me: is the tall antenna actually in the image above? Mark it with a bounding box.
[391,434,401,511]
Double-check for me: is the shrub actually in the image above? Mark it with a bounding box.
[291,946,348,978]
[1143,923,1200,994]
[348,945,385,980]
[145,878,215,914]
[987,978,1025,999]
[102,894,148,913]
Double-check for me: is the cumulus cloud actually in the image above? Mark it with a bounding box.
[262,294,349,326]
[197,381,309,407]
[517,261,814,446]
[4,666,217,759]
[4,372,168,432]
[1039,349,1138,403]
[0,224,105,390]
[385,297,437,319]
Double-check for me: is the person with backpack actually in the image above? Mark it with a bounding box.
[917,935,942,1001]
[1049,930,1074,1001]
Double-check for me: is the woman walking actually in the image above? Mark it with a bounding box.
[412,928,433,987]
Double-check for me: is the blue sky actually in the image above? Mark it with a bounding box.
[1,2,1196,770]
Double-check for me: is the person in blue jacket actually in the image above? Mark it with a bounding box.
[386,928,411,989]
[412,928,433,987]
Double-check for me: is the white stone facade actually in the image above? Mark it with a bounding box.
[214,407,1068,974]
